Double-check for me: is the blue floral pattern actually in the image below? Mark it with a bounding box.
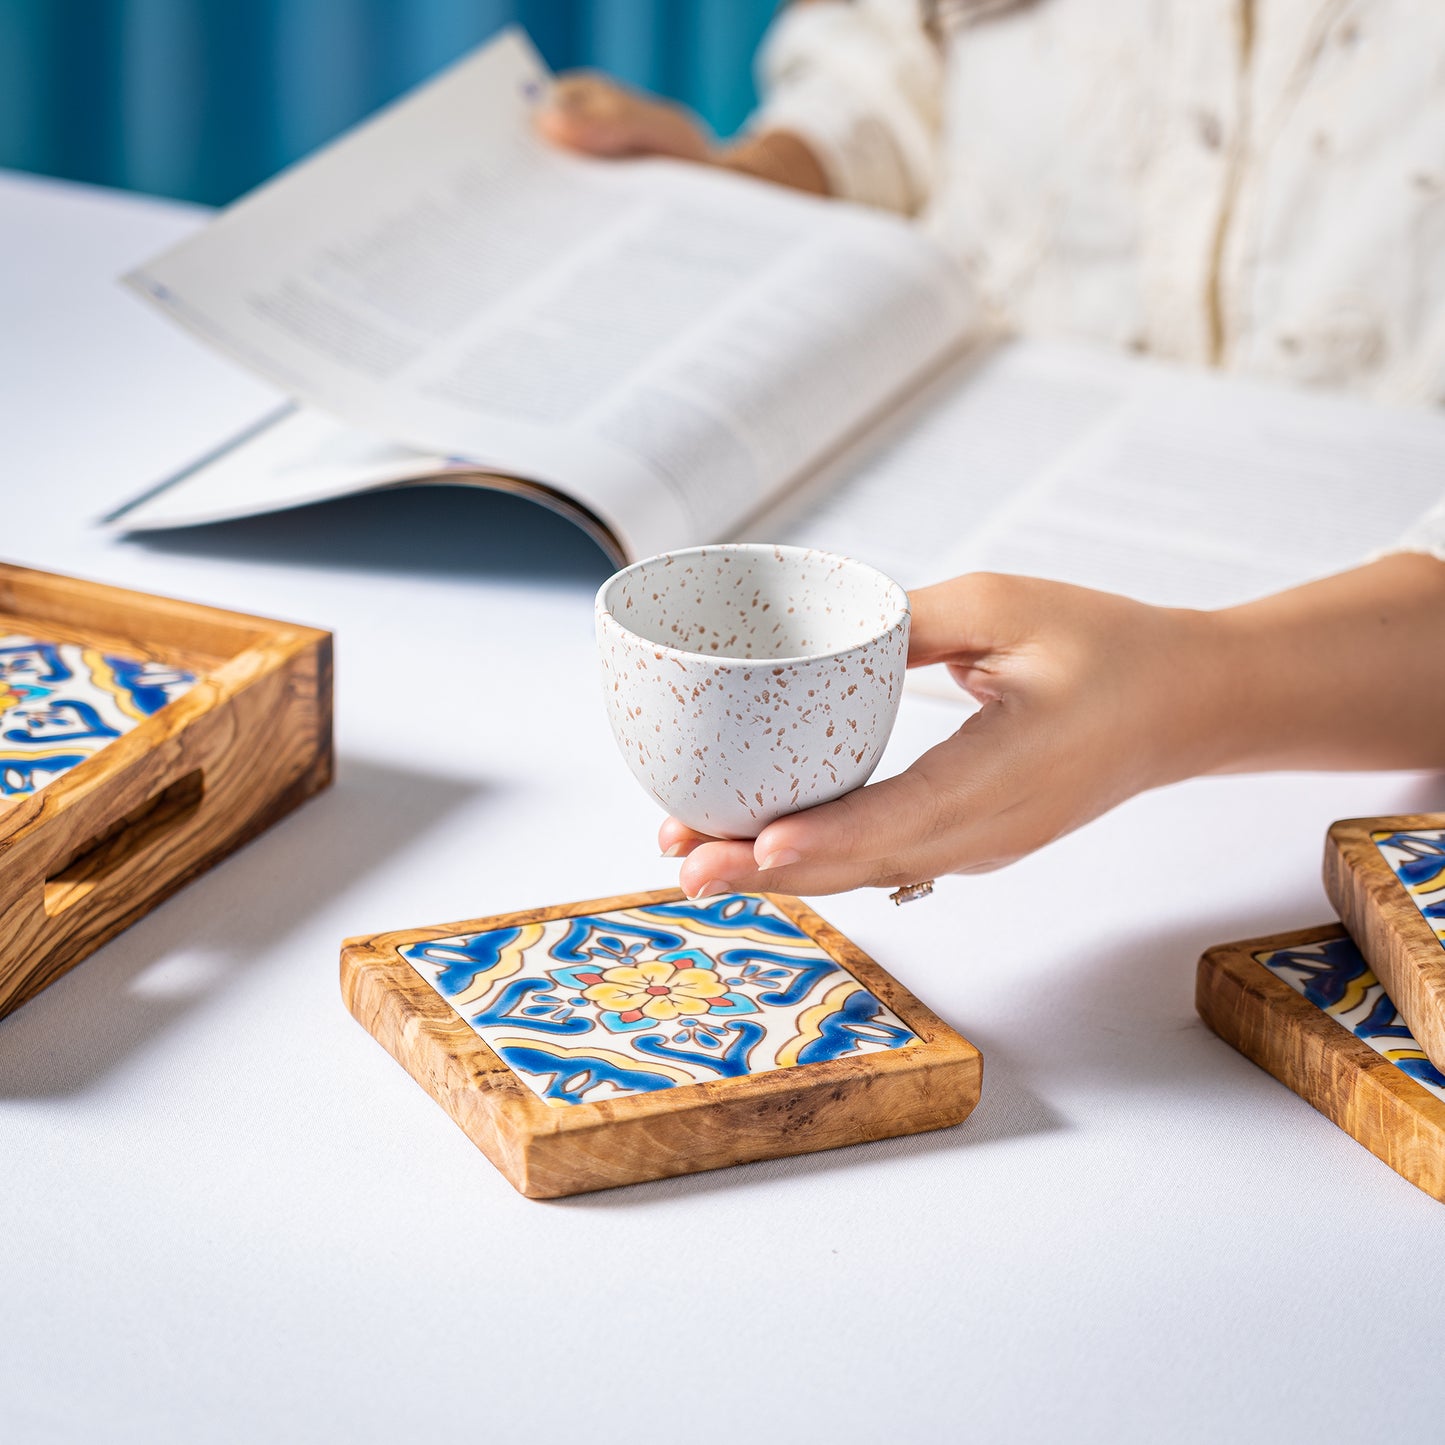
[1255,935,1445,1101]
[401,895,919,1106]
[1373,828,1445,949]
[0,635,197,797]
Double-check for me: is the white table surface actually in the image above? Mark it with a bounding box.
[5,168,1445,1445]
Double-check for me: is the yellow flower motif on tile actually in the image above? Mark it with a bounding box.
[0,682,22,715]
[583,958,728,1022]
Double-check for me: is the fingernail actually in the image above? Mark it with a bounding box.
[661,842,688,858]
[760,849,802,871]
[690,879,730,900]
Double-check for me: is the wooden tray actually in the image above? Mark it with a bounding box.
[1325,814,1445,1072]
[0,562,332,1019]
[1197,923,1445,1203]
[342,888,981,1198]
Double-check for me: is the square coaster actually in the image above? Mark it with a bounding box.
[0,634,197,798]
[1325,814,1445,1072]
[1197,923,1445,1203]
[341,889,981,1198]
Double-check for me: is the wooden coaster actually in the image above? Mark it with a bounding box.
[0,562,332,1020]
[1197,923,1445,1203]
[341,888,981,1198]
[1325,814,1445,1072]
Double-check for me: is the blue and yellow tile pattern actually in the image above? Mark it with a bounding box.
[1373,828,1445,951]
[401,894,919,1107]
[1255,934,1445,1103]
[0,634,197,797]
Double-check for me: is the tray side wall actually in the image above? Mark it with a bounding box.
[340,942,538,1192]
[0,628,332,1018]
[1325,818,1445,1073]
[517,1042,982,1198]
[1196,928,1445,1204]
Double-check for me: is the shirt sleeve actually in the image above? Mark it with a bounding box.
[748,0,943,215]
[1387,497,1445,562]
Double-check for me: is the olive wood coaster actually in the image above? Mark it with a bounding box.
[0,562,332,1019]
[341,888,982,1198]
[1197,923,1445,1203]
[1325,814,1445,1073]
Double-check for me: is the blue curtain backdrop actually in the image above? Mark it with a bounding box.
[0,1,780,206]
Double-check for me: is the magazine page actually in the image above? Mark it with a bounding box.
[771,338,1445,599]
[123,28,976,560]
[101,404,630,563]
[756,337,1445,698]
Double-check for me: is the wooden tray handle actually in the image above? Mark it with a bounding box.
[43,769,206,917]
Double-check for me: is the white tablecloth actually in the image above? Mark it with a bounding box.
[4,169,1443,1444]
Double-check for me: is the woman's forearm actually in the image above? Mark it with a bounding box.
[1198,551,1445,775]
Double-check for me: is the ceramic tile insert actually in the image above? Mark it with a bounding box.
[1372,828,1445,951]
[0,634,198,797]
[1255,934,1445,1103]
[400,893,920,1106]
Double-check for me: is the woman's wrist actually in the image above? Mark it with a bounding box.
[713,131,830,194]
[1141,605,1248,786]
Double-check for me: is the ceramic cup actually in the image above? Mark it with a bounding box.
[596,543,911,839]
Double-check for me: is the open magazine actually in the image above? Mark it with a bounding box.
[118,27,1445,611]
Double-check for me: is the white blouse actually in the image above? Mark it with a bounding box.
[752,0,1445,559]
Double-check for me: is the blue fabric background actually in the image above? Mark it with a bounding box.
[0,1,779,206]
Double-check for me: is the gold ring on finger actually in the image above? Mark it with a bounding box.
[889,879,935,905]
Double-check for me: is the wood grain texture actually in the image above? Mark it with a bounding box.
[1197,922,1445,1204]
[341,888,982,1199]
[1325,814,1445,1072]
[0,562,333,1019]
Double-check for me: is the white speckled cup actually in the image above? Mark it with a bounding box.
[596,544,910,839]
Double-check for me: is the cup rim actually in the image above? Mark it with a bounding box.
[595,543,910,668]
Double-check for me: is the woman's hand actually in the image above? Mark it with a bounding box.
[536,73,830,194]
[659,554,1445,898]
[659,573,1228,897]
[536,73,713,163]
